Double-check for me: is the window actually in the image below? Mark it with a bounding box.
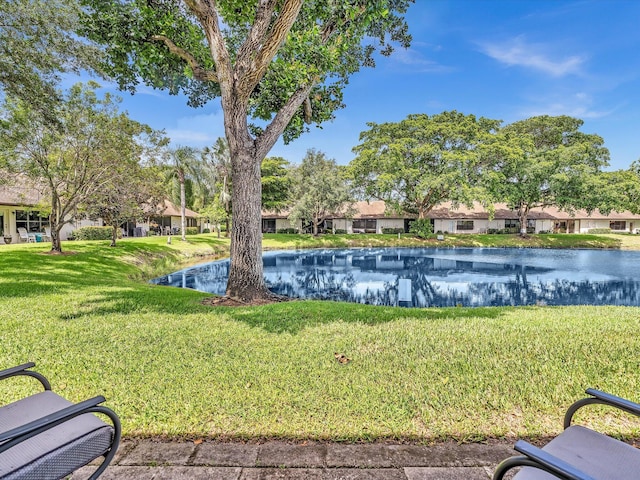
[610,221,626,231]
[15,210,49,233]
[352,219,376,233]
[456,220,474,231]
[505,219,519,229]
[262,219,276,233]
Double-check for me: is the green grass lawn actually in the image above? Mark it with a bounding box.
[1,233,639,442]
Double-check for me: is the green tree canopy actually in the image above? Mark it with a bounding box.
[80,0,414,301]
[580,163,640,217]
[84,163,166,247]
[350,111,501,219]
[261,156,292,213]
[0,82,161,252]
[486,115,610,235]
[0,0,100,125]
[288,149,353,236]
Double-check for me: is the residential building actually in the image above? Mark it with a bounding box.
[261,200,640,235]
[0,174,201,243]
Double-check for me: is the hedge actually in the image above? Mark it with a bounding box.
[73,226,120,241]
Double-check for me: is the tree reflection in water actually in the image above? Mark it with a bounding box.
[151,248,640,308]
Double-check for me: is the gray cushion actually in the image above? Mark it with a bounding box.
[515,425,640,480]
[0,391,113,480]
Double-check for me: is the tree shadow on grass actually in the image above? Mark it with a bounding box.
[0,242,190,299]
[219,299,522,335]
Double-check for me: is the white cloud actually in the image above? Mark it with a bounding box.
[389,47,454,73]
[519,92,616,120]
[480,36,586,77]
[135,87,166,98]
[166,111,225,147]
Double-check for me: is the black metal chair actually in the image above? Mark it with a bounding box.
[494,388,640,479]
[0,362,121,480]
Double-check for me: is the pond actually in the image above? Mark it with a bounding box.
[151,247,640,308]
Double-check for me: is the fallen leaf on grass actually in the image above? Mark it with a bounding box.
[334,352,351,364]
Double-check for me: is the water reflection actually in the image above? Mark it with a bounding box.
[151,248,640,308]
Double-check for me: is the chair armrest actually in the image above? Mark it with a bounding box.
[0,395,111,452]
[0,362,37,379]
[498,440,595,480]
[0,362,51,390]
[564,388,640,428]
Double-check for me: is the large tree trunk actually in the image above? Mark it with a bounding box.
[111,224,118,247]
[180,179,187,241]
[225,147,273,302]
[518,205,530,237]
[50,225,62,253]
[49,196,63,253]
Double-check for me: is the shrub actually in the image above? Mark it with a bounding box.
[588,228,613,234]
[381,227,404,234]
[409,219,433,239]
[277,228,297,234]
[333,229,347,234]
[185,227,199,235]
[73,226,119,241]
[202,228,211,234]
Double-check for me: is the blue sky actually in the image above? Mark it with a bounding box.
[84,1,640,170]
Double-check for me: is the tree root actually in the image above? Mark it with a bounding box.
[201,292,291,307]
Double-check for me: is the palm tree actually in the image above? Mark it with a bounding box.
[202,138,232,236]
[165,146,199,241]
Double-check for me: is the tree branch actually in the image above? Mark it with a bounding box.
[256,82,314,160]
[236,0,278,67]
[150,34,218,82]
[183,0,233,92]
[236,0,303,99]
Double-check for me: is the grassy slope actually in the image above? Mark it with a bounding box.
[1,233,639,442]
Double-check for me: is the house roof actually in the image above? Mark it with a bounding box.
[351,200,412,219]
[425,202,553,220]
[263,200,640,222]
[0,173,46,207]
[0,171,200,219]
[156,199,200,218]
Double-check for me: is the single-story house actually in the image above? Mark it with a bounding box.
[132,199,201,237]
[427,203,640,234]
[0,173,202,243]
[0,174,96,243]
[261,200,640,235]
[261,201,412,234]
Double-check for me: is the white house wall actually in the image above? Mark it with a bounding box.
[275,218,303,232]
[376,218,404,233]
[0,207,13,243]
[434,218,493,234]
[0,207,101,243]
[332,218,352,233]
[577,219,632,233]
